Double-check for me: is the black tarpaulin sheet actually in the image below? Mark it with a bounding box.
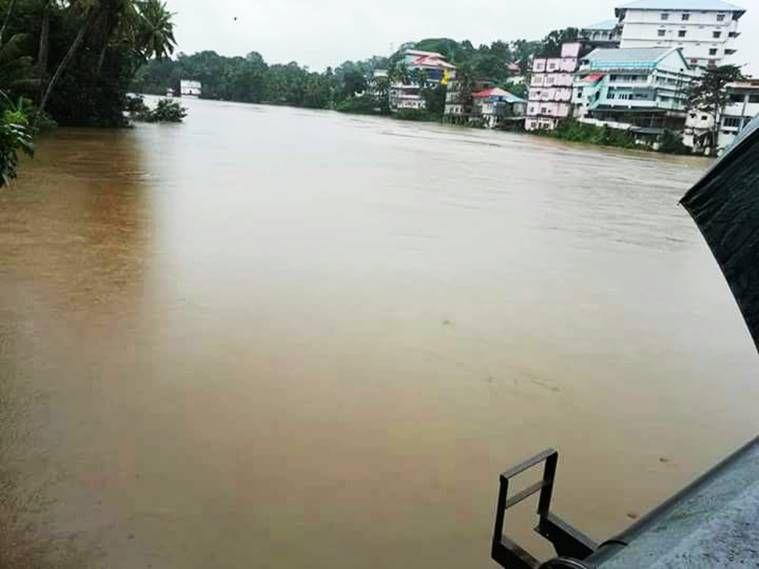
[681,116,759,352]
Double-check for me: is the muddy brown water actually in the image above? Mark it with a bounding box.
[1,98,758,568]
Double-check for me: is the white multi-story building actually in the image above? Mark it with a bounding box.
[580,20,622,48]
[525,43,582,131]
[684,80,759,153]
[180,80,202,97]
[388,50,456,113]
[615,0,745,68]
[720,80,759,148]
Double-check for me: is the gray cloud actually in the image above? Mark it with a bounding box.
[167,0,757,75]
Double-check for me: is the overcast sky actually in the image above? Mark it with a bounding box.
[167,0,758,75]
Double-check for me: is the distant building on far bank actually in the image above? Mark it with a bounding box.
[572,46,697,133]
[472,88,526,129]
[720,80,759,148]
[444,79,494,123]
[686,79,759,152]
[388,49,456,113]
[580,20,622,48]
[615,0,746,68]
[525,42,582,131]
[180,80,202,98]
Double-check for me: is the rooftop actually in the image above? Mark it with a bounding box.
[407,54,456,70]
[583,19,620,31]
[472,88,525,102]
[616,0,745,15]
[586,46,671,63]
[402,49,445,58]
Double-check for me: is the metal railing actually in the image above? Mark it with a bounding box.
[491,450,598,569]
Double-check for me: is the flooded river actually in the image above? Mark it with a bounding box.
[1,99,758,568]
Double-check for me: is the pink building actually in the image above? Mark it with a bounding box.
[525,42,582,132]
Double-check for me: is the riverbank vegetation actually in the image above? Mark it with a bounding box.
[0,0,177,185]
[537,119,692,155]
[131,32,576,115]
[127,94,186,122]
[0,94,35,185]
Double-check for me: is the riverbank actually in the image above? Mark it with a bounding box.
[332,106,696,155]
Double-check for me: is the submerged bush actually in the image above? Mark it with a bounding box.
[125,94,150,115]
[135,98,187,123]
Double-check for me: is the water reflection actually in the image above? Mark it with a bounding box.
[1,100,758,569]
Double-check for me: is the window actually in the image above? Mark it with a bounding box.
[729,94,744,103]
[723,117,741,127]
[709,48,718,55]
[608,92,615,99]
[750,95,759,103]
[682,13,690,21]
[701,115,708,121]
[661,12,669,20]
[717,14,725,22]
[658,29,666,37]
[713,31,722,38]
[678,30,687,37]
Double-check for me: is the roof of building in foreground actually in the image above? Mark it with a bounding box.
[616,0,745,14]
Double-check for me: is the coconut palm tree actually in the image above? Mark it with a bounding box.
[38,0,175,115]
[133,0,175,60]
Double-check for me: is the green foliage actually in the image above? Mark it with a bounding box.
[544,119,639,150]
[133,0,176,60]
[658,129,691,155]
[503,81,527,99]
[45,45,135,126]
[0,91,33,187]
[0,0,177,126]
[688,64,745,153]
[538,28,579,57]
[689,64,745,114]
[135,97,186,122]
[395,108,434,122]
[132,52,389,111]
[422,83,447,118]
[335,95,378,115]
[125,93,149,113]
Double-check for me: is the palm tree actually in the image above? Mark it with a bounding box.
[38,0,100,114]
[133,0,175,60]
[37,0,175,115]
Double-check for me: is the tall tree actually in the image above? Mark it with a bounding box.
[538,28,579,57]
[689,64,745,154]
[38,0,99,115]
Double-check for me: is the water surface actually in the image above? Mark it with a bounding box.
[1,99,758,568]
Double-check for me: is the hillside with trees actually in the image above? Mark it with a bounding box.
[131,31,577,112]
